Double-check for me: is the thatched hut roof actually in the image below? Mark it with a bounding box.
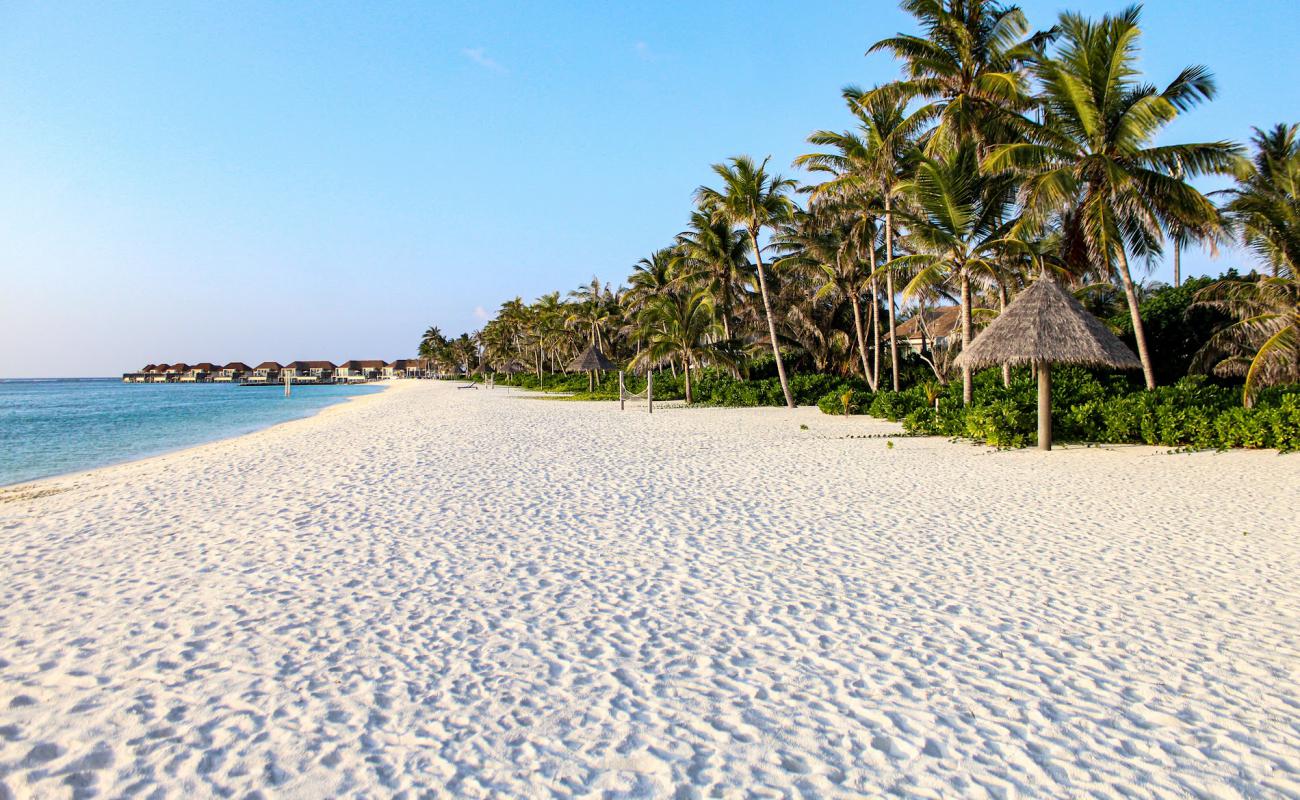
[954,277,1141,370]
[496,360,528,374]
[566,344,616,372]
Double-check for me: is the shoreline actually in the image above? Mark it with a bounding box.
[0,381,395,493]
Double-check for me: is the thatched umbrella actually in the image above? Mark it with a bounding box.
[954,275,1141,450]
[566,344,616,392]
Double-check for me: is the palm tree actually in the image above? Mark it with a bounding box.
[1223,124,1300,279]
[773,208,877,389]
[696,156,799,407]
[633,289,730,404]
[893,143,1018,404]
[675,210,751,342]
[866,0,1053,153]
[985,7,1242,389]
[796,88,929,390]
[1192,275,1299,406]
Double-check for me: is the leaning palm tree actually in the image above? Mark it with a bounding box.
[893,143,1018,404]
[1222,124,1300,280]
[1191,275,1300,406]
[985,6,1242,389]
[632,289,731,405]
[696,156,799,408]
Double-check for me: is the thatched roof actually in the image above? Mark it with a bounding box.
[566,344,615,372]
[496,360,528,374]
[954,277,1142,370]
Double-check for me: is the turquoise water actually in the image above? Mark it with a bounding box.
[0,379,383,487]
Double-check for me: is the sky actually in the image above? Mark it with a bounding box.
[2,1,1298,377]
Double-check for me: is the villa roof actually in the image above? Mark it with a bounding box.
[190,363,218,371]
[954,276,1142,370]
[167,363,190,372]
[387,359,419,369]
[341,360,386,369]
[287,360,336,369]
[897,307,960,340]
[148,364,170,373]
[222,362,252,371]
[567,344,616,372]
[254,361,282,370]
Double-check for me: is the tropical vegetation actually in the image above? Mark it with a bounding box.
[418,1,1299,450]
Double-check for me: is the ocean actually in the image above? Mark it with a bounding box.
[0,378,383,487]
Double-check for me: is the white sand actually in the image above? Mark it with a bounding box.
[1,381,1298,799]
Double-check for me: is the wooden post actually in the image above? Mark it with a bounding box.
[647,371,653,414]
[619,371,625,410]
[284,370,291,398]
[1038,360,1052,451]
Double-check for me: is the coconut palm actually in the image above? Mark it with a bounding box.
[696,156,799,407]
[893,143,1018,404]
[632,288,731,404]
[773,208,877,389]
[866,0,1053,153]
[675,210,752,342]
[797,89,925,390]
[1222,124,1300,279]
[1192,275,1300,406]
[985,6,1242,389]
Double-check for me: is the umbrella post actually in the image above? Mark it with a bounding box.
[619,371,625,411]
[1038,360,1052,451]
[647,371,653,414]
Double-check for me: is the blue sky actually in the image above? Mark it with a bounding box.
[2,1,1297,377]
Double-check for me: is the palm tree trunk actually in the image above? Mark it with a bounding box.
[960,269,973,405]
[885,194,900,392]
[683,351,692,404]
[850,294,875,391]
[1173,242,1181,288]
[870,283,881,388]
[1116,249,1158,389]
[749,229,795,409]
[999,282,1011,388]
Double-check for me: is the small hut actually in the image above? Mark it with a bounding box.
[954,275,1141,450]
[566,344,616,392]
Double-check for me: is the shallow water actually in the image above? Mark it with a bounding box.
[0,378,382,486]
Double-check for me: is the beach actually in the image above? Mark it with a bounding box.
[1,380,1297,798]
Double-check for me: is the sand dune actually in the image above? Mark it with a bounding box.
[1,380,1297,798]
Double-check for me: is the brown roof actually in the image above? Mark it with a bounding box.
[955,276,1142,370]
[166,363,190,372]
[387,360,419,369]
[897,307,960,339]
[253,361,282,370]
[341,360,386,369]
[148,364,170,373]
[222,362,252,371]
[190,363,218,371]
[287,360,336,370]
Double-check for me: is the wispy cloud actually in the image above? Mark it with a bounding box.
[461,47,507,74]
[472,305,489,321]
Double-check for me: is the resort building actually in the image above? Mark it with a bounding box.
[336,360,385,382]
[180,363,218,382]
[247,362,282,383]
[147,364,171,382]
[283,361,336,382]
[163,363,190,381]
[897,307,960,353]
[214,362,252,382]
[384,359,422,379]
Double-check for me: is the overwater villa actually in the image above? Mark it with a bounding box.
[179,363,218,382]
[384,359,423,379]
[246,362,282,383]
[214,362,252,382]
[124,358,426,383]
[336,360,386,382]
